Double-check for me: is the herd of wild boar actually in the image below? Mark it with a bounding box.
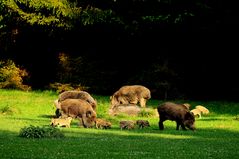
[51,85,210,131]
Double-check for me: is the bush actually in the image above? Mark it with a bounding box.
[19,125,65,138]
[49,82,89,94]
[49,82,74,93]
[0,60,31,91]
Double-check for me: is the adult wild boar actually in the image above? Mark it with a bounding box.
[54,90,97,118]
[110,85,151,109]
[58,90,97,110]
[157,102,195,131]
[59,99,97,128]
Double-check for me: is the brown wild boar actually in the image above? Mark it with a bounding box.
[60,99,97,128]
[182,103,191,110]
[54,90,97,118]
[119,120,135,130]
[95,118,112,129]
[136,120,150,129]
[157,102,196,131]
[110,85,151,109]
[58,90,97,110]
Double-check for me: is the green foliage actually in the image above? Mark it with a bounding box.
[142,15,171,23]
[0,60,31,91]
[143,10,195,25]
[19,125,64,138]
[2,0,77,28]
[138,108,156,117]
[49,82,89,93]
[80,7,120,25]
[0,1,7,29]
[1,0,118,29]
[49,82,74,93]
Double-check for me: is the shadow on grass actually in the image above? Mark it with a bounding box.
[58,123,239,141]
[38,114,56,118]
[195,117,232,121]
[1,124,239,138]
[0,125,239,159]
[5,116,52,122]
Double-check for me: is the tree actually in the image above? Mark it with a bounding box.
[0,60,31,91]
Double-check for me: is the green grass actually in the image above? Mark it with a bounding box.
[0,89,239,159]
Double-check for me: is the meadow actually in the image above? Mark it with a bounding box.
[0,89,239,159]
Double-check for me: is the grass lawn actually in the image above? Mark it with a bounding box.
[0,89,239,159]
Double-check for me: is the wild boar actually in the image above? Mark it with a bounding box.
[157,102,196,131]
[95,118,112,129]
[110,85,151,109]
[58,90,97,110]
[60,99,97,128]
[50,117,73,128]
[190,108,202,118]
[54,90,97,118]
[182,103,191,110]
[119,120,135,130]
[195,105,209,115]
[136,120,150,129]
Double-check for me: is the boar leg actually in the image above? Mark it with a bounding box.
[77,117,84,127]
[158,118,165,130]
[181,124,187,130]
[176,121,180,130]
[139,98,146,107]
[176,121,186,130]
[55,109,61,118]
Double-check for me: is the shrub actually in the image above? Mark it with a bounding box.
[49,82,89,93]
[0,60,31,91]
[19,125,65,138]
[138,108,156,117]
[49,82,74,93]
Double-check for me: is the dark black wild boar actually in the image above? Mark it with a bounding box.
[157,102,196,131]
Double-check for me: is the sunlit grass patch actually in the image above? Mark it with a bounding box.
[0,105,20,115]
[0,89,239,159]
